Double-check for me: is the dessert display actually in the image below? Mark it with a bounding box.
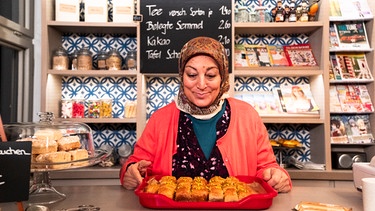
[3,112,111,204]
[136,175,277,210]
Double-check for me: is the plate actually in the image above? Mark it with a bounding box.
[135,175,278,210]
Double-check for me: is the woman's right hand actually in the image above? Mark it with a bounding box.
[122,160,152,190]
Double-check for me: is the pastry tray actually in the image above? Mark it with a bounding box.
[135,175,278,210]
[30,149,111,172]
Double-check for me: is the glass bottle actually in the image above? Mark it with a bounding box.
[52,47,69,70]
[87,99,101,118]
[77,47,93,70]
[70,50,79,70]
[106,48,122,70]
[125,50,137,71]
[97,49,108,70]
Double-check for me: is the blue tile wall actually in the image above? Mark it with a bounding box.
[60,0,312,163]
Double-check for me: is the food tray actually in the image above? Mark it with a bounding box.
[135,175,278,210]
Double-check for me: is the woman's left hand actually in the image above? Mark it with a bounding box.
[262,168,291,193]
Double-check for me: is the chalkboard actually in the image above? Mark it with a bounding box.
[0,141,32,202]
[140,0,232,74]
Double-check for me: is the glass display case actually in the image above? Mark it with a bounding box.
[3,112,110,205]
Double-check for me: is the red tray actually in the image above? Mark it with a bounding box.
[135,175,278,210]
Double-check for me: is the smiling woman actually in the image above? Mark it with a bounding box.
[0,0,35,123]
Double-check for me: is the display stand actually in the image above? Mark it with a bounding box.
[0,115,25,211]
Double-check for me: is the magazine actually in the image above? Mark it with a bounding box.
[337,0,373,19]
[329,0,342,17]
[334,53,373,80]
[329,85,342,112]
[335,21,370,49]
[329,53,343,80]
[234,91,281,114]
[267,45,289,66]
[279,84,319,114]
[234,44,248,67]
[335,85,364,112]
[244,45,260,67]
[352,85,374,112]
[341,114,374,144]
[329,23,340,50]
[330,115,349,143]
[283,44,318,66]
[254,46,272,67]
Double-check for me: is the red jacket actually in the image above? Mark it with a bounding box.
[120,98,290,185]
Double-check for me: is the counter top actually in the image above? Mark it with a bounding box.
[0,185,363,210]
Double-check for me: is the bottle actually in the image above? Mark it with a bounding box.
[106,48,122,70]
[125,50,137,71]
[87,98,101,118]
[97,49,108,70]
[70,50,79,70]
[77,47,93,70]
[52,47,69,70]
[117,144,133,165]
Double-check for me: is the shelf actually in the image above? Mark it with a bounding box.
[48,69,138,77]
[329,48,374,53]
[329,79,374,84]
[261,115,323,124]
[234,68,322,77]
[329,16,374,22]
[234,22,324,35]
[47,21,138,34]
[56,118,136,124]
[331,143,375,147]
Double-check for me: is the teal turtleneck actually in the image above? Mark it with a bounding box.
[188,101,226,159]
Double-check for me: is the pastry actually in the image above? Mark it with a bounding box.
[57,135,81,151]
[69,148,89,166]
[31,139,58,154]
[35,151,71,169]
[34,129,63,141]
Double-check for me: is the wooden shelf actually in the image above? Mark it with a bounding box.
[48,69,138,77]
[56,117,136,124]
[234,22,324,35]
[47,21,138,34]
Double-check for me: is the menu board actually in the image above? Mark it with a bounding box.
[0,141,31,202]
[140,0,232,73]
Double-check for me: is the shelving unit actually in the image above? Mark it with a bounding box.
[328,0,375,171]
[39,0,371,180]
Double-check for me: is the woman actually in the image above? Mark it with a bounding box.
[120,37,292,193]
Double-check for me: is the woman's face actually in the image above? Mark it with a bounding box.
[182,55,222,108]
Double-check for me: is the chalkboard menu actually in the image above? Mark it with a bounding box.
[0,141,31,202]
[140,0,232,73]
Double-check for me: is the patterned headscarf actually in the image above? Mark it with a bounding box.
[175,37,230,118]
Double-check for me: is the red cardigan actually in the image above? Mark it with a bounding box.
[120,98,290,185]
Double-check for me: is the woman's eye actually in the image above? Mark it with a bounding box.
[206,74,217,79]
[187,74,197,78]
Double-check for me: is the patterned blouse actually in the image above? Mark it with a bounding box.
[172,100,231,180]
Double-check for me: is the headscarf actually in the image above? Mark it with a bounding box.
[175,36,230,119]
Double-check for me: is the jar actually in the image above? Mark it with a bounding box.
[100,98,113,118]
[70,50,78,70]
[87,99,101,118]
[72,99,85,118]
[106,49,122,70]
[77,47,93,70]
[236,6,248,22]
[118,144,133,165]
[97,49,108,70]
[61,99,73,118]
[255,7,271,23]
[52,47,69,70]
[124,101,137,118]
[125,50,137,71]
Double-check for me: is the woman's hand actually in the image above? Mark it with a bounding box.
[262,168,291,193]
[122,160,152,190]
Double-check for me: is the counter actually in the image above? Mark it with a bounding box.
[0,185,363,210]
